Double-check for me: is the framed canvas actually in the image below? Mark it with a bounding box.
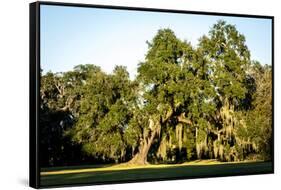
[29,1,274,188]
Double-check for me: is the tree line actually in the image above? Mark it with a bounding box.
[40,20,272,167]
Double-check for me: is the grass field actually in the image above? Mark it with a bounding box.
[40,160,273,187]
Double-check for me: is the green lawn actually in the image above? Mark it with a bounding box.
[40,161,273,187]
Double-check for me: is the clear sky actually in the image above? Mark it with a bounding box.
[40,5,272,79]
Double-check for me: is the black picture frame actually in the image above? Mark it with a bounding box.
[30,1,274,189]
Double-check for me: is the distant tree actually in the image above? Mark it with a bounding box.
[40,71,80,166]
[236,62,272,160]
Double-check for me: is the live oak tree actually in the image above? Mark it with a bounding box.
[196,20,253,161]
[66,65,138,163]
[127,28,201,164]
[130,21,252,163]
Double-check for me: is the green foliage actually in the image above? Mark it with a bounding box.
[66,65,137,162]
[236,63,272,160]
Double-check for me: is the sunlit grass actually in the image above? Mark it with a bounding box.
[41,159,263,176]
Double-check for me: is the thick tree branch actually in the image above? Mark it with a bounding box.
[59,96,75,112]
[177,112,192,125]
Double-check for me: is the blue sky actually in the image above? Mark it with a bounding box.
[40,5,272,79]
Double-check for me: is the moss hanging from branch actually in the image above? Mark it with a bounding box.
[157,135,167,160]
[176,123,183,151]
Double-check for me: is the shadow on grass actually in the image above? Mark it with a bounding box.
[40,162,273,187]
[41,163,115,172]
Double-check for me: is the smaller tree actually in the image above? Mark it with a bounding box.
[68,65,137,163]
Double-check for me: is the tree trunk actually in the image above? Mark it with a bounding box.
[128,121,160,165]
[127,108,173,165]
